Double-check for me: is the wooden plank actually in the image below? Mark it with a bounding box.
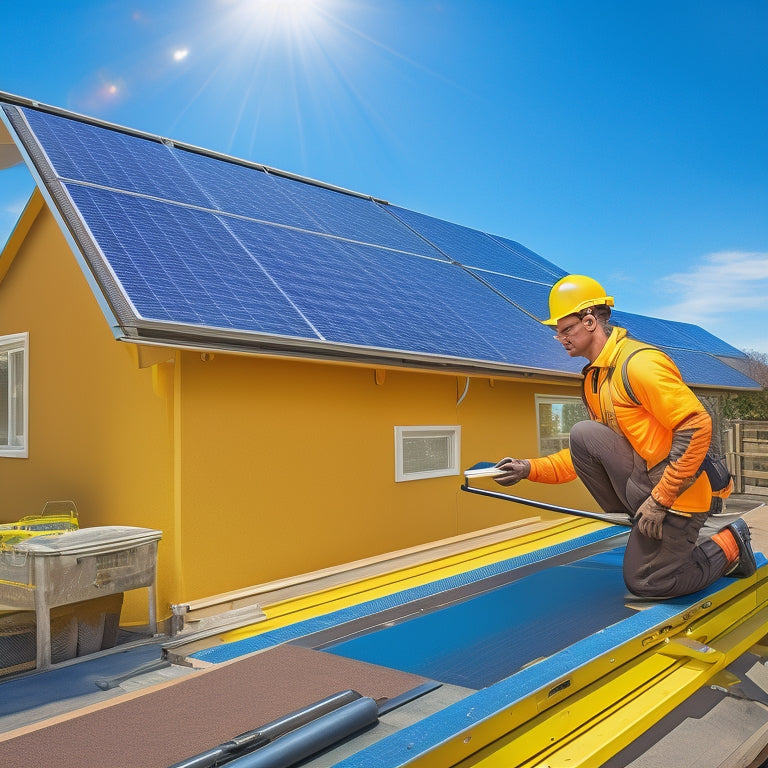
[174,517,556,622]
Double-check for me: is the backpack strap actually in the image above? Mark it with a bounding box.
[580,368,599,420]
[620,347,654,405]
[620,344,732,493]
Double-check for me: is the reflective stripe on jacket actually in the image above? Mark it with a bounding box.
[528,327,713,513]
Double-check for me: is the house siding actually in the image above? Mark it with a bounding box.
[172,350,596,602]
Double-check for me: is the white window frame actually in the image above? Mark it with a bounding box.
[535,394,587,457]
[394,425,461,482]
[0,332,29,458]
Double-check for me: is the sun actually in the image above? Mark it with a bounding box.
[219,0,330,35]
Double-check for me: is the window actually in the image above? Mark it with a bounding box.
[0,333,28,458]
[394,425,460,482]
[535,394,587,456]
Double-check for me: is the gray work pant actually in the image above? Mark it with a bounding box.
[568,420,729,598]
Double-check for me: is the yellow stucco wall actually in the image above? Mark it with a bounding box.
[0,195,598,620]
[173,352,596,601]
[0,197,176,621]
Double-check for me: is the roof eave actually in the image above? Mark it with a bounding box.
[119,322,585,382]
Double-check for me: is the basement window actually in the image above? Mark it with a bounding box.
[535,394,588,456]
[0,333,28,458]
[395,426,460,482]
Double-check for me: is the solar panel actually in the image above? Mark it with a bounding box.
[465,270,553,321]
[176,149,446,257]
[65,184,318,336]
[224,216,581,371]
[60,177,579,371]
[10,106,213,208]
[662,348,758,389]
[613,310,745,358]
[13,105,446,260]
[0,98,755,387]
[389,205,565,282]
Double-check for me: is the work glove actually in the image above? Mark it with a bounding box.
[494,457,530,487]
[635,496,668,540]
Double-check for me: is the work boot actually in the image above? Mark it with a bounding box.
[723,518,757,578]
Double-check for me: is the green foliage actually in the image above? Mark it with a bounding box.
[721,390,768,420]
[720,349,768,420]
[562,401,588,431]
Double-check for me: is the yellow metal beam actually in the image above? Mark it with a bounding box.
[455,573,768,768]
[220,519,612,643]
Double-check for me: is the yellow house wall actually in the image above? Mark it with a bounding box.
[0,200,176,621]
[175,351,596,601]
[0,196,598,617]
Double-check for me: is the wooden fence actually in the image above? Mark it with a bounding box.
[724,420,768,496]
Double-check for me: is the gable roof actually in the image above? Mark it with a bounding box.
[0,92,759,390]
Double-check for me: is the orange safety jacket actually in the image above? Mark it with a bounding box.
[528,327,717,514]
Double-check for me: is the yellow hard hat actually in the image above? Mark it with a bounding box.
[543,275,614,326]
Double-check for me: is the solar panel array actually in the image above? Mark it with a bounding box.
[0,100,755,388]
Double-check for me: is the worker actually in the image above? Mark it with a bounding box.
[495,274,756,598]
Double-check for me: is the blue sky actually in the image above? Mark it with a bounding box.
[1,0,766,353]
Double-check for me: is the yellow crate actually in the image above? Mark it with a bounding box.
[0,501,79,551]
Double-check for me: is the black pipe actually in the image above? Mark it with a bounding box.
[168,689,364,768]
[225,697,380,768]
[461,481,632,527]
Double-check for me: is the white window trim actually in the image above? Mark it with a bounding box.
[0,332,29,459]
[394,425,461,482]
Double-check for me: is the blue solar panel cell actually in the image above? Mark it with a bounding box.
[486,234,567,281]
[270,177,446,257]
[65,184,318,336]
[224,217,580,371]
[613,310,745,358]
[466,270,553,321]
[660,348,758,389]
[388,205,564,282]
[14,106,215,208]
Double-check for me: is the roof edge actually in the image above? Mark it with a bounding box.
[0,90,389,205]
